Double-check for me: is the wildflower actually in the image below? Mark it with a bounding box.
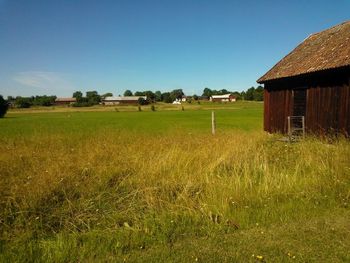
[256,256,264,260]
[256,255,264,261]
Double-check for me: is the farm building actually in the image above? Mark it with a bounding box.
[210,94,236,102]
[102,96,147,105]
[257,21,350,136]
[55,97,76,105]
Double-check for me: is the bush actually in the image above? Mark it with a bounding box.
[0,95,9,118]
[151,105,155,111]
[138,98,148,105]
[15,97,32,108]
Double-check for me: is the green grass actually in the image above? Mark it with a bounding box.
[0,101,349,262]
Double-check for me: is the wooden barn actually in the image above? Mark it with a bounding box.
[54,97,76,105]
[257,21,350,136]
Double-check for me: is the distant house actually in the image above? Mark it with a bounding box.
[257,20,350,135]
[210,94,236,102]
[55,98,76,105]
[102,96,147,105]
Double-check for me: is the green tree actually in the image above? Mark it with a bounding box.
[161,92,172,103]
[254,86,264,101]
[202,87,212,97]
[86,91,101,105]
[144,91,156,103]
[73,91,83,103]
[193,94,199,100]
[33,95,56,106]
[218,89,229,95]
[0,95,9,118]
[245,87,255,101]
[102,92,113,98]
[15,97,32,108]
[138,97,148,105]
[124,90,133,96]
[155,91,162,102]
[170,89,184,101]
[134,91,145,96]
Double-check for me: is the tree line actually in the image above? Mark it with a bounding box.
[1,85,264,109]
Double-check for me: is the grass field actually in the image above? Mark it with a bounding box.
[0,101,349,262]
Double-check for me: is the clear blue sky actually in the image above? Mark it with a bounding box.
[0,0,349,97]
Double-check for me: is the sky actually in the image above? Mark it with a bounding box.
[0,0,349,97]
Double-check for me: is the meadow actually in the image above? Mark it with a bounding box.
[0,101,349,262]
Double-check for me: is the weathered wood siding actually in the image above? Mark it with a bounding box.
[263,67,350,135]
[264,88,292,133]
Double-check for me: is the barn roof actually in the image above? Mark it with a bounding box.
[257,20,350,83]
[103,96,147,101]
[211,94,233,99]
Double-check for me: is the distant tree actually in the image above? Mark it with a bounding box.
[15,97,32,108]
[161,92,172,103]
[202,87,212,97]
[144,90,156,103]
[134,91,145,96]
[231,92,241,100]
[170,89,184,102]
[33,95,56,106]
[124,90,133,96]
[218,89,229,95]
[193,94,199,100]
[73,91,83,102]
[86,91,101,105]
[0,95,9,118]
[155,91,162,102]
[245,87,255,101]
[138,97,148,105]
[240,91,246,100]
[254,86,264,101]
[102,92,113,98]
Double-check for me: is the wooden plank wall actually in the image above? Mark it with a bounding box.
[264,88,292,133]
[263,68,350,136]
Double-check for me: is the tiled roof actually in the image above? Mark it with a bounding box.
[257,21,350,83]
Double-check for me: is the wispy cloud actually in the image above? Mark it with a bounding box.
[13,71,75,94]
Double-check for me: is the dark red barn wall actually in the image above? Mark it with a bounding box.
[264,88,292,133]
[263,67,350,135]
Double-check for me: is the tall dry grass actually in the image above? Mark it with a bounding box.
[0,130,349,260]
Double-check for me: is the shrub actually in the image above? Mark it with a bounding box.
[151,105,155,111]
[138,98,148,105]
[0,95,9,118]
